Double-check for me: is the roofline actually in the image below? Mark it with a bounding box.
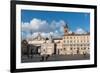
[63,34,90,36]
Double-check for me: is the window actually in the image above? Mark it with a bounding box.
[84,48,86,50]
[70,48,72,50]
[87,44,90,46]
[77,48,79,50]
[87,40,89,43]
[63,37,65,39]
[77,44,79,46]
[67,40,69,43]
[73,44,75,46]
[67,37,69,39]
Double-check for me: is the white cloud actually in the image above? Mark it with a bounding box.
[21,18,66,39]
[75,28,87,34]
[31,32,38,37]
[21,18,88,39]
[22,18,51,33]
[68,31,72,34]
[41,32,49,37]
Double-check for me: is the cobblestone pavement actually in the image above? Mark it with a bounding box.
[21,54,90,63]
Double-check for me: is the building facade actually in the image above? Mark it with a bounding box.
[23,24,90,56]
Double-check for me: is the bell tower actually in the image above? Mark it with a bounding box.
[63,24,69,35]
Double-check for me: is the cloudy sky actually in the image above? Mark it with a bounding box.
[21,10,90,39]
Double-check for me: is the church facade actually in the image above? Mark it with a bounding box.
[25,24,90,56]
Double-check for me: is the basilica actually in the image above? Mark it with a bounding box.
[22,24,90,56]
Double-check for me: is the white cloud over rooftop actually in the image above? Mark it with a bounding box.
[21,18,88,39]
[75,28,87,34]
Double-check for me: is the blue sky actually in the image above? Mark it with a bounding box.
[21,9,90,39]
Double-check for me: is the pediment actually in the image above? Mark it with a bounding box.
[32,33,46,41]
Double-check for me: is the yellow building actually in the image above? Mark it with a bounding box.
[62,24,90,55]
